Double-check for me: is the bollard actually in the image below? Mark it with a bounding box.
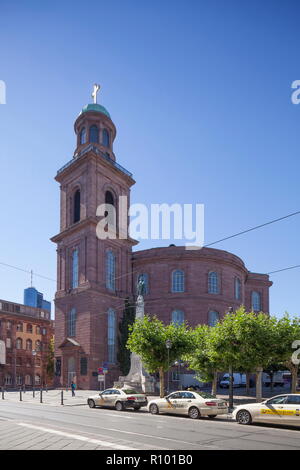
[2,387,4,400]
[19,388,22,401]
[33,387,35,398]
[40,388,43,403]
[61,390,64,406]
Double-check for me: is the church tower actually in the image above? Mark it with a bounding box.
[51,86,137,389]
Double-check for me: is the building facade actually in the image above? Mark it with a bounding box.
[0,299,54,388]
[24,287,51,313]
[52,98,272,390]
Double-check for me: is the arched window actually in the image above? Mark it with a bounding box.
[251,291,261,311]
[108,309,116,363]
[172,270,185,293]
[73,190,81,223]
[102,128,110,147]
[80,127,86,145]
[235,277,241,300]
[35,340,41,352]
[72,249,79,288]
[26,339,32,351]
[171,310,185,325]
[35,374,41,385]
[67,308,76,337]
[208,272,220,294]
[16,338,23,350]
[208,310,219,327]
[137,273,149,295]
[104,190,116,229]
[106,250,116,291]
[89,125,99,143]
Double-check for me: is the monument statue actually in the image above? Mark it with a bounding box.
[114,282,156,393]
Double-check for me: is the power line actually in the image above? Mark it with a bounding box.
[267,265,300,275]
[0,262,56,282]
[204,210,300,247]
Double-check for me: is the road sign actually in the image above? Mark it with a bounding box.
[98,375,105,382]
[98,367,103,374]
[103,362,108,368]
[103,368,108,374]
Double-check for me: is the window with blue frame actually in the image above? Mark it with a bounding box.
[108,309,116,363]
[89,125,99,143]
[72,249,79,288]
[80,127,86,145]
[251,291,261,311]
[235,277,241,300]
[67,308,76,337]
[106,250,116,291]
[208,310,219,327]
[172,270,185,293]
[171,310,185,325]
[102,128,110,147]
[208,271,220,294]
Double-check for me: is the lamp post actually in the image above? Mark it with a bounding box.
[174,360,182,390]
[32,349,36,396]
[227,307,234,412]
[165,339,172,395]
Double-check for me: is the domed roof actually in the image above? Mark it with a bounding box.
[79,103,111,118]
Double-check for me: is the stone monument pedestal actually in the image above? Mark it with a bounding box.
[114,295,156,394]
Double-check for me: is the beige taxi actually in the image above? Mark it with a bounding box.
[148,391,228,419]
[233,394,300,426]
[87,388,148,411]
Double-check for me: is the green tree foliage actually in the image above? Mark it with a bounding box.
[117,298,136,376]
[127,315,194,397]
[46,337,55,383]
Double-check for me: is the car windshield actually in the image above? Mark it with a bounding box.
[197,392,216,399]
[122,389,138,395]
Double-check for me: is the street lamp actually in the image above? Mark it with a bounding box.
[32,349,37,394]
[227,307,234,412]
[174,360,183,390]
[165,339,172,395]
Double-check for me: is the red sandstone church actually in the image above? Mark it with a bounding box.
[51,91,272,390]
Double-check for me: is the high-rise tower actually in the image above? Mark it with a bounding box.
[51,88,136,389]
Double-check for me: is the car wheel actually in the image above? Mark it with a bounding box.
[115,401,124,411]
[208,415,217,419]
[188,406,200,419]
[236,409,252,425]
[88,399,95,408]
[149,403,159,415]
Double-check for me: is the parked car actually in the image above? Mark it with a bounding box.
[232,394,300,427]
[87,388,148,411]
[262,372,285,387]
[220,373,246,388]
[148,391,228,419]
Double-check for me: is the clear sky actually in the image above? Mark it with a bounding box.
[0,0,300,317]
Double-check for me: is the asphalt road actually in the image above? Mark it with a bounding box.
[0,401,299,450]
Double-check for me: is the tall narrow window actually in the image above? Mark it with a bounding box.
[89,125,99,143]
[108,309,116,363]
[73,190,81,223]
[106,250,116,291]
[137,273,149,295]
[67,308,76,337]
[105,190,116,229]
[172,270,185,293]
[16,338,23,350]
[208,272,220,294]
[171,310,185,325]
[102,128,110,147]
[251,291,261,311]
[208,310,219,327]
[80,127,86,145]
[72,249,79,288]
[235,277,241,300]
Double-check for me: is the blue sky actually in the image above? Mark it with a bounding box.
[0,0,300,317]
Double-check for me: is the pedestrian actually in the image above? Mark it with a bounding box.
[71,381,76,397]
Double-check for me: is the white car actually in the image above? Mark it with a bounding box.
[232,394,300,427]
[87,388,148,411]
[148,391,228,419]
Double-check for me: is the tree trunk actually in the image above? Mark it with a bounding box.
[246,372,250,395]
[211,371,218,396]
[291,365,298,393]
[256,368,263,402]
[159,367,165,398]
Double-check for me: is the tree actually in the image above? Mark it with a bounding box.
[273,314,300,393]
[127,315,194,397]
[117,298,136,376]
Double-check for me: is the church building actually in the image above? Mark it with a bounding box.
[51,89,272,389]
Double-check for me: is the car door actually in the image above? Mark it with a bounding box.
[98,389,113,406]
[258,395,288,424]
[178,392,197,414]
[164,392,182,413]
[283,395,300,426]
[110,389,122,407]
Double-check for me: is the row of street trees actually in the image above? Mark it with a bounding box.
[127,308,300,399]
